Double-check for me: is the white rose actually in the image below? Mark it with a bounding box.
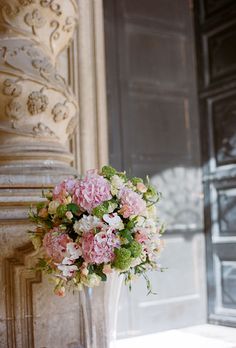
[82,274,101,287]
[111,175,124,189]
[48,200,60,214]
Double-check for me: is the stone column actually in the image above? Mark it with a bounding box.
[0,1,81,348]
[0,0,79,186]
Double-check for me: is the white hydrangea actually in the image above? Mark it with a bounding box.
[74,215,103,234]
[110,175,124,195]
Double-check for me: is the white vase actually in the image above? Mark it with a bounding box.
[79,273,123,348]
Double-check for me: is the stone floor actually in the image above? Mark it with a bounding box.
[116,325,236,348]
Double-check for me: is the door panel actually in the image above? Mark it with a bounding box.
[104,0,206,337]
[195,0,236,326]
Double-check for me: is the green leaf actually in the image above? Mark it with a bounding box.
[126,218,136,230]
[128,240,142,258]
[36,201,46,212]
[92,201,109,218]
[67,203,79,214]
[119,229,133,243]
[56,204,67,218]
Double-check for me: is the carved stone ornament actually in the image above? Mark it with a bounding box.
[0,0,78,57]
[0,44,78,141]
[6,99,23,121]
[52,102,69,122]
[0,0,79,170]
[3,78,22,96]
[24,8,46,34]
[27,90,49,115]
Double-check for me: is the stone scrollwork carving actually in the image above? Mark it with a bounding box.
[24,9,46,35]
[32,57,53,78]
[63,16,76,33]
[40,0,62,16]
[0,0,78,57]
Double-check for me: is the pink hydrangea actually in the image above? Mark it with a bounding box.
[81,228,120,264]
[118,187,146,218]
[43,228,72,263]
[53,178,77,202]
[72,170,112,212]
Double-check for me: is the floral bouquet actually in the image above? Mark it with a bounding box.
[29,166,164,296]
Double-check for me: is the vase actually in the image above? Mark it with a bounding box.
[79,273,123,348]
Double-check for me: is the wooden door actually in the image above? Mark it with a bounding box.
[104,0,207,337]
[195,0,236,327]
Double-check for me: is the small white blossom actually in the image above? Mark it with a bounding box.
[57,264,78,277]
[103,213,124,230]
[61,257,74,265]
[66,242,82,259]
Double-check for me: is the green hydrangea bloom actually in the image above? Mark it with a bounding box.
[129,241,142,258]
[113,248,132,270]
[92,203,108,218]
[144,185,159,202]
[131,177,143,185]
[102,165,117,179]
[56,204,67,218]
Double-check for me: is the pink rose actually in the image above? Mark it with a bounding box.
[118,187,146,218]
[38,207,48,218]
[72,170,112,212]
[135,231,148,243]
[53,178,77,202]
